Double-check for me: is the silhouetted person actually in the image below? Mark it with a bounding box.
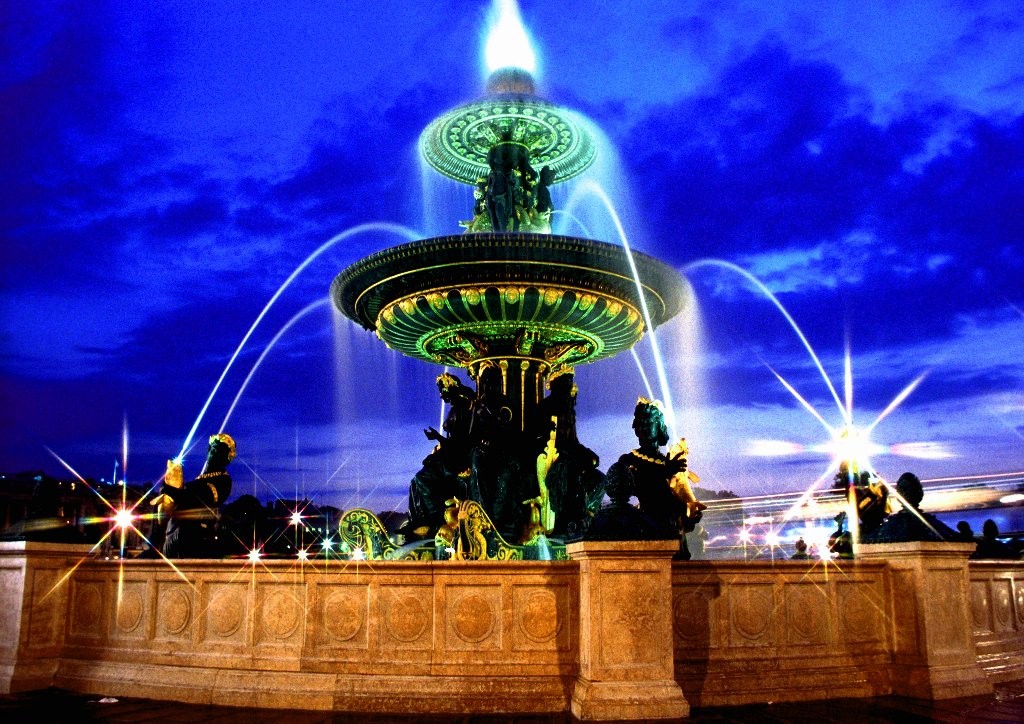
[791,537,811,560]
[955,520,975,542]
[970,519,1018,560]
[862,471,957,543]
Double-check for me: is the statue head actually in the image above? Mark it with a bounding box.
[207,433,236,470]
[539,165,555,185]
[895,472,924,510]
[982,519,999,539]
[436,372,463,401]
[632,397,669,448]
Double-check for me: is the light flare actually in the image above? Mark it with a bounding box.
[113,508,135,530]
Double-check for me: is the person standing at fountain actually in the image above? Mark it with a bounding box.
[152,433,235,558]
[862,472,957,543]
[970,519,1018,560]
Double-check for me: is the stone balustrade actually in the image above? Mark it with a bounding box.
[1,540,1021,719]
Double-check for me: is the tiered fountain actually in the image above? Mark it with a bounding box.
[330,42,685,560]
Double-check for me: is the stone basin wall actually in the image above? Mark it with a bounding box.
[1,540,1021,718]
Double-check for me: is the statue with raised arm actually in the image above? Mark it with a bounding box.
[153,433,235,558]
[405,373,475,539]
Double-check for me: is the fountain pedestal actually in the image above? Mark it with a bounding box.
[858,541,993,700]
[567,540,689,720]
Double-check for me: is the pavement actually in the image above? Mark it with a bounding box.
[3,680,1024,723]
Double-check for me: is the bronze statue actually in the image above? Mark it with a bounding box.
[405,373,475,538]
[485,138,520,232]
[472,135,554,234]
[832,462,890,539]
[153,433,235,558]
[602,398,704,556]
[535,165,554,214]
[465,362,523,537]
[526,368,605,539]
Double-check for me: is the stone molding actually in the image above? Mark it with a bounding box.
[1,541,1021,718]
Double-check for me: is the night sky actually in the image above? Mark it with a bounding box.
[2,0,1022,512]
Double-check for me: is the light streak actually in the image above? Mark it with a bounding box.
[569,180,678,436]
[219,298,331,431]
[178,222,420,459]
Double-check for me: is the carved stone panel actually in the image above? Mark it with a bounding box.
[890,570,920,656]
[26,569,61,648]
[445,585,501,651]
[837,579,885,645]
[599,570,662,667]
[728,583,774,647]
[204,583,248,644]
[512,584,570,651]
[70,580,105,638]
[1015,578,1024,627]
[379,585,432,650]
[256,585,304,645]
[923,570,967,651]
[113,582,147,639]
[673,586,713,650]
[992,579,1013,633]
[970,580,990,632]
[156,582,192,639]
[319,584,369,648]
[784,582,828,645]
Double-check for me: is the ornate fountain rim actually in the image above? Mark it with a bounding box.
[331,233,685,367]
[419,96,598,185]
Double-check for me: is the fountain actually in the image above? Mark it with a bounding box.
[330,26,686,559]
[2,4,1018,719]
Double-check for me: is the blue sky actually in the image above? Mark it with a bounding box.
[2,0,1021,510]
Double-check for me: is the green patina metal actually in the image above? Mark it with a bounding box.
[419,98,597,186]
[331,233,684,369]
[336,505,569,562]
